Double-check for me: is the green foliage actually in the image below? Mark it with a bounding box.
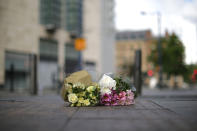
[148,33,186,76]
[114,77,131,93]
[183,64,197,83]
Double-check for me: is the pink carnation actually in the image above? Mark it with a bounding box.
[117,91,127,105]
[100,93,112,106]
[125,90,135,105]
[111,91,118,106]
[100,89,134,106]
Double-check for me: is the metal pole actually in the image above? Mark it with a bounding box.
[157,12,163,88]
[78,51,82,70]
[140,11,163,88]
[134,50,142,95]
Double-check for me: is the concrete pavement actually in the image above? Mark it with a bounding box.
[0,91,197,131]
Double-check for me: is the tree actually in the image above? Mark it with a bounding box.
[183,64,197,84]
[148,33,187,87]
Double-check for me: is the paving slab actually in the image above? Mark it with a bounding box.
[0,96,77,131]
[0,95,197,131]
[151,98,197,122]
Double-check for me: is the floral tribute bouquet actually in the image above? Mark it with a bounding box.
[99,74,135,106]
[61,70,135,107]
[65,83,100,107]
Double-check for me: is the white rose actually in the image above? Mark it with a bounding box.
[100,87,112,95]
[99,74,116,90]
[86,86,96,92]
[68,93,78,103]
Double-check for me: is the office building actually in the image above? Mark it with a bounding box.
[0,0,116,93]
[116,30,153,76]
[83,0,115,74]
[0,0,76,94]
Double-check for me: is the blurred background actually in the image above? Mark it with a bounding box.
[0,0,197,96]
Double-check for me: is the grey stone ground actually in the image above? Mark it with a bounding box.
[0,88,197,131]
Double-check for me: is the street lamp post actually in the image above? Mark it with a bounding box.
[141,11,163,88]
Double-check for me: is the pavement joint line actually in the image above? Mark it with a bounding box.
[0,99,24,102]
[146,100,197,125]
[148,100,195,125]
[167,99,197,101]
[70,117,182,120]
[68,108,174,110]
[141,95,197,99]
[143,98,197,101]
[149,100,177,113]
[57,107,79,131]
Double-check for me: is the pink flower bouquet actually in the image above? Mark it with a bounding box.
[99,74,135,106]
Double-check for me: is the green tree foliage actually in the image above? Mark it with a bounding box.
[183,64,197,83]
[148,33,187,77]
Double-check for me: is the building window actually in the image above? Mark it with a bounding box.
[5,51,32,89]
[64,43,80,73]
[39,38,58,61]
[65,0,83,36]
[40,0,61,28]
[65,43,79,60]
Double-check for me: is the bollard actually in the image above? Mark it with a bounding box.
[10,64,14,92]
[33,54,38,95]
[134,50,142,96]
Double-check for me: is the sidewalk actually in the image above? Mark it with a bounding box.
[142,87,197,98]
[0,93,197,131]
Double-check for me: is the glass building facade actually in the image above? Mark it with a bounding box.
[40,0,61,28]
[65,43,79,74]
[39,0,83,74]
[5,52,32,90]
[65,0,83,36]
[40,0,83,35]
[39,39,58,61]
